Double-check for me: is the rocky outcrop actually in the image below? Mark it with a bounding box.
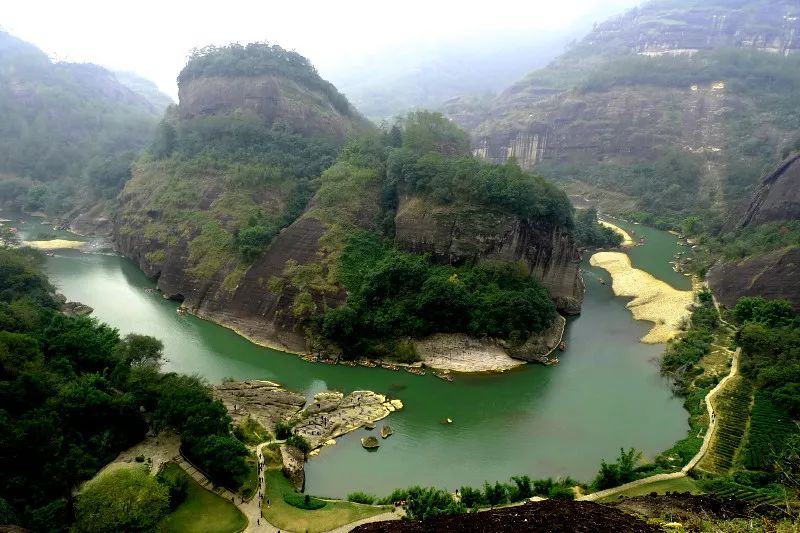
[61,301,93,317]
[734,154,800,228]
[393,196,583,314]
[212,380,403,451]
[178,75,365,140]
[709,247,800,312]
[280,444,305,491]
[291,391,403,450]
[505,315,566,363]
[414,334,524,373]
[67,204,113,237]
[213,380,306,430]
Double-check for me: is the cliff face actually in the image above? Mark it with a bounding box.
[735,154,800,228]
[393,196,583,314]
[449,0,800,220]
[472,83,726,169]
[115,175,334,352]
[708,153,800,311]
[178,75,365,140]
[708,247,800,312]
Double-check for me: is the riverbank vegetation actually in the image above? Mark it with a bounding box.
[319,231,555,359]
[0,247,251,532]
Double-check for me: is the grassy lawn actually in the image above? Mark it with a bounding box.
[597,476,702,502]
[158,463,247,533]
[263,469,393,533]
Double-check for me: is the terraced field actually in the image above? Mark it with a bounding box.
[741,392,799,470]
[696,375,754,474]
[709,484,785,509]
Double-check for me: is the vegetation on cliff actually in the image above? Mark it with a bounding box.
[177,43,353,115]
[0,248,250,531]
[319,232,555,358]
[261,112,575,355]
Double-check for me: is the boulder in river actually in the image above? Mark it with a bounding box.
[361,436,380,449]
[381,426,393,439]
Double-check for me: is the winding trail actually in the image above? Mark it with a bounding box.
[579,347,740,502]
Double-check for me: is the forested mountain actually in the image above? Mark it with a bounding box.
[448,0,800,230]
[114,43,584,361]
[0,30,166,213]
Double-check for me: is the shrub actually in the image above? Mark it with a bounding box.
[283,492,326,510]
[275,420,293,440]
[483,481,508,509]
[458,486,484,508]
[286,434,311,456]
[548,484,575,500]
[347,492,376,505]
[405,486,464,521]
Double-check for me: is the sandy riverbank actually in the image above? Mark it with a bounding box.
[589,252,693,343]
[22,239,87,250]
[598,220,635,247]
[415,334,525,372]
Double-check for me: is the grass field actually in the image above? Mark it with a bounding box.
[597,476,702,502]
[158,463,247,533]
[262,469,393,533]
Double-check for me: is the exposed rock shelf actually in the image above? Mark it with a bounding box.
[213,380,403,451]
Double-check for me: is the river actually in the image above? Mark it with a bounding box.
[13,215,690,498]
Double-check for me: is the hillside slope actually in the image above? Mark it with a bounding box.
[449,0,800,227]
[0,30,164,212]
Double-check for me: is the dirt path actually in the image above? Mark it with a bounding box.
[579,347,740,502]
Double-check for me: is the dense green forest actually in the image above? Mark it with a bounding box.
[320,232,556,359]
[0,31,162,212]
[0,248,249,532]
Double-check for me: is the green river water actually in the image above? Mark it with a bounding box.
[14,214,690,498]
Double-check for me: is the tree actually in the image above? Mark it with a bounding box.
[483,481,508,509]
[186,435,249,489]
[116,334,163,367]
[404,486,464,521]
[73,467,169,533]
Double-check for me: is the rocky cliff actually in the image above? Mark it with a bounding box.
[393,196,583,314]
[734,153,800,228]
[708,153,800,311]
[709,247,800,312]
[449,0,800,222]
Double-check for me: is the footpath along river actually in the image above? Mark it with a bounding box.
[13,214,691,498]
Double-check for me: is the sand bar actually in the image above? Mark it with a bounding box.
[590,251,693,343]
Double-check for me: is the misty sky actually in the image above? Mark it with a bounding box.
[2,0,639,98]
